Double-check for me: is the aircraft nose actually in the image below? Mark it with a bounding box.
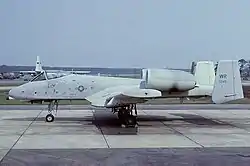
[8,86,24,99]
[8,87,17,98]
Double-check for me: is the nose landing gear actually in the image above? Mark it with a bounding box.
[45,100,58,122]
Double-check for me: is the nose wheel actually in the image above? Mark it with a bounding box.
[45,114,54,122]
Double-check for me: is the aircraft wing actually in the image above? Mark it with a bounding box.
[85,85,162,107]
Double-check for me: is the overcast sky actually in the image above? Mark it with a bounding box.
[1,0,250,68]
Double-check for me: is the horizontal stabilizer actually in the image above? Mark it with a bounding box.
[212,60,243,104]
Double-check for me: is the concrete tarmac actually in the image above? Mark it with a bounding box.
[1,105,250,165]
[0,86,15,91]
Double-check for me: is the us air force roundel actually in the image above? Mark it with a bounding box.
[78,85,84,92]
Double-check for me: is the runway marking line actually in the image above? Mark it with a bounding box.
[0,109,43,163]
[141,110,204,148]
[92,109,110,148]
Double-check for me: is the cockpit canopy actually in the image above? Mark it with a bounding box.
[30,71,67,82]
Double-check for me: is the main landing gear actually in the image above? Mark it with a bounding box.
[112,104,138,128]
[45,100,58,122]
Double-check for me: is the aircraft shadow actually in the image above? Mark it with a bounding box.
[4,110,234,135]
[168,113,230,126]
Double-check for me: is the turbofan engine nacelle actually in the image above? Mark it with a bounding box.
[141,68,196,92]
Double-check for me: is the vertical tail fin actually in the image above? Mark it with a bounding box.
[212,60,243,104]
[35,56,43,72]
[193,61,215,86]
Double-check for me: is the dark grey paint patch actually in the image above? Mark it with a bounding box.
[1,148,250,166]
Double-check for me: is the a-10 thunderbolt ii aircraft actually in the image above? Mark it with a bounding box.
[8,60,243,128]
